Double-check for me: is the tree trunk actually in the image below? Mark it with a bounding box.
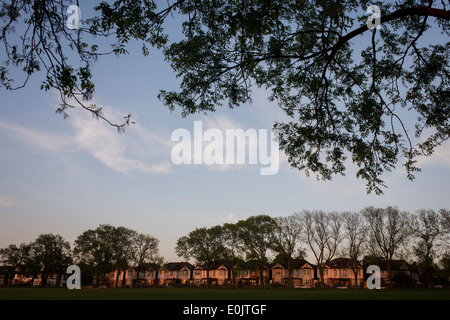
[122,269,126,287]
[259,268,265,289]
[319,267,325,288]
[7,272,12,287]
[353,269,359,289]
[135,267,141,288]
[287,258,292,288]
[115,270,120,288]
[41,271,47,287]
[231,268,236,289]
[95,273,99,288]
[387,260,393,289]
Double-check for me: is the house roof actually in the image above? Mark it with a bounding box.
[325,257,367,269]
[196,261,231,271]
[127,262,161,272]
[271,259,314,270]
[239,260,271,270]
[299,262,316,269]
[271,263,285,269]
[327,258,354,269]
[160,262,194,271]
[363,257,415,271]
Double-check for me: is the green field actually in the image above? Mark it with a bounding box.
[1,287,449,300]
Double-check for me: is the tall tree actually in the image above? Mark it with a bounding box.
[439,253,450,287]
[175,225,224,287]
[342,211,367,288]
[110,226,137,287]
[362,206,414,288]
[220,223,244,288]
[30,233,72,286]
[1,1,448,192]
[298,210,343,288]
[235,215,276,288]
[271,215,304,288]
[131,233,162,287]
[0,243,32,286]
[73,224,136,287]
[441,209,450,236]
[413,209,443,288]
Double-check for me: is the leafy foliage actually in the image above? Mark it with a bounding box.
[73,224,137,278]
[159,0,450,194]
[1,0,449,192]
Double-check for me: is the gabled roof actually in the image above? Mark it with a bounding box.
[160,262,194,272]
[326,257,365,269]
[196,261,231,271]
[299,262,315,269]
[272,260,314,270]
[128,263,160,272]
[239,260,271,271]
[363,257,415,271]
[327,258,354,269]
[271,263,286,270]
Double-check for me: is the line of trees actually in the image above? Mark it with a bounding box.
[1,206,449,288]
[0,225,162,287]
[175,207,450,289]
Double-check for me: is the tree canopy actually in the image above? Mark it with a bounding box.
[73,224,137,280]
[1,0,449,193]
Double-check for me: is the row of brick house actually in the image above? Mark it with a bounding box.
[1,257,420,288]
[0,266,70,287]
[97,258,416,288]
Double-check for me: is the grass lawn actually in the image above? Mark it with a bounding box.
[1,287,450,300]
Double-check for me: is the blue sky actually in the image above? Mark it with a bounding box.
[0,3,449,262]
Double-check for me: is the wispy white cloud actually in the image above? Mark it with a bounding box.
[205,212,239,224]
[0,117,72,151]
[0,104,174,175]
[0,197,13,207]
[68,105,174,175]
[415,141,450,169]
